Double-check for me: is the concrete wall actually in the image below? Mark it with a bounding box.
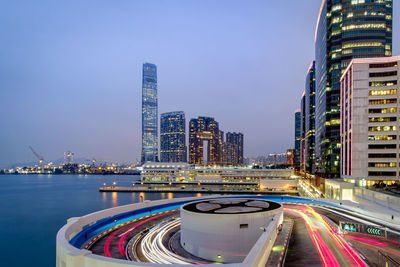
[180,203,282,263]
[241,214,282,267]
[354,187,400,213]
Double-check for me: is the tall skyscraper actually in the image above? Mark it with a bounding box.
[304,61,316,174]
[294,110,301,169]
[141,63,158,163]
[225,132,244,166]
[315,0,392,177]
[189,117,221,165]
[341,56,399,186]
[300,92,306,172]
[160,111,187,162]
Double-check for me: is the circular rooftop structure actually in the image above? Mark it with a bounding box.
[180,198,283,263]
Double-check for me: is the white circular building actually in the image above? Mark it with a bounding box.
[180,198,283,263]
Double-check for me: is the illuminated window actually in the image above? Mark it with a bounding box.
[368,126,397,132]
[342,23,385,31]
[369,89,397,96]
[368,135,396,141]
[369,117,396,122]
[369,108,397,114]
[368,162,396,168]
[370,81,397,87]
[369,99,397,105]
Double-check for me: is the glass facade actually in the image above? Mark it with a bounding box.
[225,132,244,166]
[160,111,187,162]
[305,61,316,174]
[294,110,301,169]
[300,93,306,171]
[315,0,392,178]
[141,63,158,163]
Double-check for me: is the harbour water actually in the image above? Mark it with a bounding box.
[0,174,201,267]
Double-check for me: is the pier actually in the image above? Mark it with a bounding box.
[99,186,299,195]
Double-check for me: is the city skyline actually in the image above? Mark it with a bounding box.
[1,0,399,168]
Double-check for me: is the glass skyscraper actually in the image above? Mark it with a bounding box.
[315,0,392,177]
[294,110,301,169]
[305,61,316,174]
[160,111,187,162]
[141,63,158,163]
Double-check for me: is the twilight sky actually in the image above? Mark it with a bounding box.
[0,0,399,167]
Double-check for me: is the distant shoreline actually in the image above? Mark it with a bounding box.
[0,172,140,176]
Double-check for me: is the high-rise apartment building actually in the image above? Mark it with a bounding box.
[141,63,158,163]
[315,0,392,178]
[341,56,399,187]
[160,111,187,162]
[294,110,301,169]
[189,117,221,165]
[225,132,244,166]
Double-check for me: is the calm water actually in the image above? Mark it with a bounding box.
[0,174,200,267]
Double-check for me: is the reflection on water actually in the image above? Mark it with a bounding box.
[196,193,202,197]
[167,192,173,199]
[111,192,118,207]
[131,193,136,202]
[139,192,145,202]
[102,192,107,205]
[161,192,166,199]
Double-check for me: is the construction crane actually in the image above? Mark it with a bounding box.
[29,146,45,167]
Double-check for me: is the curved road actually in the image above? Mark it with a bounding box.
[83,201,400,266]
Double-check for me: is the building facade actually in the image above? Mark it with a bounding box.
[225,132,244,166]
[189,117,222,165]
[286,149,295,167]
[304,61,316,174]
[300,93,306,172]
[340,56,399,187]
[141,63,159,163]
[160,111,187,162]
[294,110,301,169]
[315,0,392,178]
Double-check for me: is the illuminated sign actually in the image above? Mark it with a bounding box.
[366,226,382,236]
[342,223,356,232]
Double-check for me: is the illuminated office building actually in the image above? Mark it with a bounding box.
[141,63,159,163]
[341,56,399,186]
[301,62,316,174]
[300,93,306,172]
[315,0,392,177]
[160,111,187,162]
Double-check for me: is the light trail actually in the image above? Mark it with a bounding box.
[345,235,388,246]
[285,206,368,267]
[140,218,193,264]
[117,210,177,257]
[103,210,178,258]
[345,231,398,244]
[306,206,367,267]
[286,208,340,267]
[104,228,123,257]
